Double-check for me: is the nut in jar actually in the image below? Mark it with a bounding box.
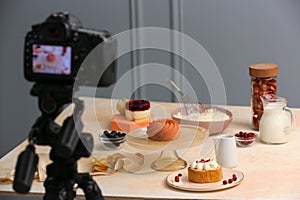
[249,63,278,130]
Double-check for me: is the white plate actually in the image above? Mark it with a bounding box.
[166,168,244,192]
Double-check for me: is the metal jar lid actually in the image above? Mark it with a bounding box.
[249,63,278,78]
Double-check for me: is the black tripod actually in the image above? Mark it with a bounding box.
[13,83,104,200]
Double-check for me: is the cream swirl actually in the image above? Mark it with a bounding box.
[190,159,219,170]
[116,98,128,115]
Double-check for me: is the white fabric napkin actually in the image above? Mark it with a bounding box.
[107,153,144,173]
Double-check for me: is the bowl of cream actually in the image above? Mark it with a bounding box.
[171,105,232,135]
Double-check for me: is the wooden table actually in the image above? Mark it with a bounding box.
[1,97,300,199]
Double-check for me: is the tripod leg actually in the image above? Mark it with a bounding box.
[44,153,77,200]
[44,178,76,200]
[77,173,104,200]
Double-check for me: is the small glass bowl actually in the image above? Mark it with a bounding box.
[99,134,126,150]
[235,135,256,147]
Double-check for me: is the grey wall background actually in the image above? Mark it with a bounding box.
[0,0,300,198]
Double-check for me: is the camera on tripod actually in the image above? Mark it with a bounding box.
[13,12,113,199]
[24,12,117,87]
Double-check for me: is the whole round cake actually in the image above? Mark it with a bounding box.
[188,159,223,183]
[146,119,179,141]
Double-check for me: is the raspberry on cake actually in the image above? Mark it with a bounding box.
[188,159,223,183]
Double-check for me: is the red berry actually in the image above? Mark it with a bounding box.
[232,174,237,178]
[174,176,179,182]
[228,178,233,184]
[223,180,227,185]
[248,132,256,138]
[233,176,237,181]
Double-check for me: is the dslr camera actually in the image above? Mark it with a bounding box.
[24,12,117,87]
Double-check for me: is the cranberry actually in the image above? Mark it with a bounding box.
[174,176,179,182]
[233,176,237,181]
[228,179,233,184]
[222,180,227,185]
[248,132,256,138]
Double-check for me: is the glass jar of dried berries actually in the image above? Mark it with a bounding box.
[249,63,278,130]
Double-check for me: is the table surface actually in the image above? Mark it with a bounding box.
[1,97,300,200]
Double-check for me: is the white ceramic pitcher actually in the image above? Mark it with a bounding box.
[213,134,238,168]
[259,94,296,144]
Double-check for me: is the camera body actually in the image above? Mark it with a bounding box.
[24,12,117,87]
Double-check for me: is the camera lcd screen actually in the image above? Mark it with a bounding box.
[32,44,71,75]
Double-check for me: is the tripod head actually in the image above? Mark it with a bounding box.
[28,83,92,158]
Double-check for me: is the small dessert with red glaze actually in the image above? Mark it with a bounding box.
[146,119,179,141]
[188,159,223,183]
[125,100,151,122]
[235,131,256,147]
[111,99,152,132]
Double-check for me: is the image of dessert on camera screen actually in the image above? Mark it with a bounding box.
[32,44,71,75]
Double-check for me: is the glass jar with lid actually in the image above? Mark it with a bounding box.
[249,63,278,130]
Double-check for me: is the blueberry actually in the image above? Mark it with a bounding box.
[111,131,117,137]
[121,133,126,137]
[103,130,110,137]
[116,132,122,137]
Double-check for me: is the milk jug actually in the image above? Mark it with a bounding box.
[259,94,296,144]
